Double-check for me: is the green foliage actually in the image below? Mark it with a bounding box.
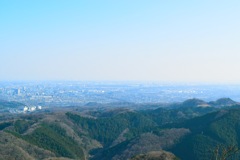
[66,112,156,146]
[92,140,131,160]
[172,134,219,160]
[171,109,240,160]
[14,119,34,134]
[11,122,85,159]
[4,102,240,160]
[0,122,12,130]
[142,105,216,127]
[211,145,239,160]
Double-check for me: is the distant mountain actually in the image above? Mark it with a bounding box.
[182,98,209,108]
[168,98,210,109]
[209,98,238,107]
[144,100,217,126]
[168,98,239,109]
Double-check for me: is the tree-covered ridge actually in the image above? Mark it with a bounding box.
[171,109,240,160]
[0,98,240,160]
[66,111,157,147]
[9,121,85,159]
[4,115,87,160]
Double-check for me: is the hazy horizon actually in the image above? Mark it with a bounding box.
[1,1,240,83]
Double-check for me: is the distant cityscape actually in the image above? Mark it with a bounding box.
[1,81,240,108]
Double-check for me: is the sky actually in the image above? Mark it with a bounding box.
[0,0,240,82]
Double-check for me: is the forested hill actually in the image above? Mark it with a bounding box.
[0,98,240,159]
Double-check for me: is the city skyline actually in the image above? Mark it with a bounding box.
[1,1,240,83]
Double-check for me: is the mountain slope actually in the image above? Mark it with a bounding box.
[170,109,240,160]
[209,98,239,107]
[0,99,239,160]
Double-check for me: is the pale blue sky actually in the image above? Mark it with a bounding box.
[1,0,240,82]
